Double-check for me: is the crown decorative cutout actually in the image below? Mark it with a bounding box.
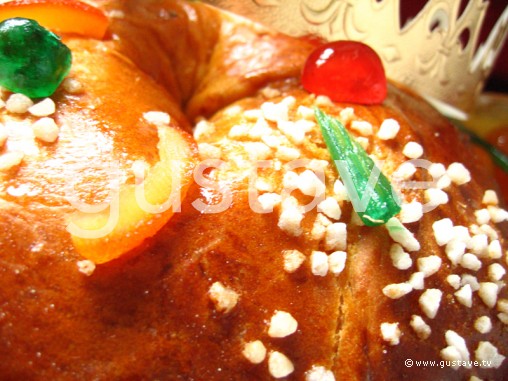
[209,0,508,118]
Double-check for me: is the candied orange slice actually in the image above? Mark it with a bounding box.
[0,0,108,39]
[67,125,197,264]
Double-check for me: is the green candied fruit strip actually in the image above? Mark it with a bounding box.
[315,107,401,226]
[0,17,72,98]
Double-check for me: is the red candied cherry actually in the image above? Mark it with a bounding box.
[301,40,387,105]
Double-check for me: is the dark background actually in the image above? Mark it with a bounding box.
[402,0,508,94]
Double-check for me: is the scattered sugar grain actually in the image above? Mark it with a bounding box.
[482,190,499,206]
[400,201,423,223]
[454,225,472,244]
[497,299,508,314]
[436,174,452,189]
[333,179,349,201]
[242,340,266,364]
[328,251,347,275]
[428,163,446,179]
[255,178,274,193]
[297,105,314,120]
[260,87,281,99]
[143,111,170,126]
[403,142,423,159]
[250,116,272,136]
[392,162,416,180]
[447,163,471,185]
[306,159,328,173]
[441,346,462,364]
[444,330,470,362]
[356,137,369,150]
[28,98,55,117]
[432,218,454,246]
[311,251,329,277]
[377,118,400,140]
[409,272,425,290]
[424,188,449,207]
[474,342,505,368]
[419,288,442,319]
[488,263,506,281]
[208,282,239,313]
[497,313,508,325]
[460,253,482,271]
[6,93,33,114]
[277,120,306,144]
[386,218,420,252]
[324,223,347,251]
[446,274,461,290]
[389,244,412,270]
[478,282,499,308]
[351,120,373,136]
[282,249,305,273]
[194,119,215,140]
[469,234,489,257]
[32,117,59,143]
[410,315,431,339]
[417,255,442,277]
[198,143,221,159]
[262,101,289,122]
[305,366,335,381]
[62,77,83,94]
[461,274,480,292]
[446,240,466,265]
[317,197,341,220]
[77,260,96,276]
[277,197,304,236]
[382,282,413,299]
[268,311,298,338]
[475,209,491,225]
[228,124,249,138]
[454,284,473,308]
[339,107,355,124]
[380,322,401,345]
[487,206,508,223]
[474,316,492,334]
[311,213,331,241]
[261,135,289,150]
[0,151,24,171]
[277,146,300,161]
[480,224,498,241]
[298,170,325,197]
[244,142,272,161]
[243,109,263,120]
[315,95,334,107]
[268,351,294,378]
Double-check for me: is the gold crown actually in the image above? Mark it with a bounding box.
[207,0,508,119]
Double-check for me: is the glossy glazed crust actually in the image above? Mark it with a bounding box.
[0,1,507,380]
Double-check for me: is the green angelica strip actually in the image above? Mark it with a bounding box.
[315,108,401,226]
[0,18,71,98]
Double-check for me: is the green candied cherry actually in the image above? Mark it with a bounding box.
[0,17,71,98]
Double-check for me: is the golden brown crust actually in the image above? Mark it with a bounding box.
[102,0,315,120]
[0,1,507,380]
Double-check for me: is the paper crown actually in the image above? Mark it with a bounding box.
[210,0,508,118]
